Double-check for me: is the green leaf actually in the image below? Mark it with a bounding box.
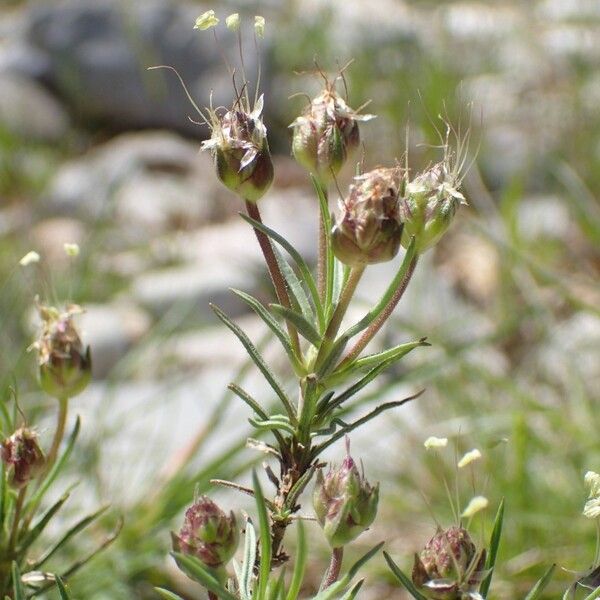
[55,576,71,599]
[172,553,238,600]
[523,564,556,600]
[253,470,272,600]
[351,339,429,372]
[12,563,25,600]
[312,393,423,459]
[480,498,504,597]
[584,587,600,600]
[25,417,81,515]
[269,304,321,347]
[383,552,428,600]
[211,304,297,423]
[17,492,71,556]
[272,245,317,327]
[267,569,286,600]
[239,519,257,600]
[315,335,350,378]
[342,236,415,340]
[249,415,296,436]
[155,589,186,600]
[285,521,307,600]
[231,290,303,373]
[338,579,364,600]
[240,213,323,326]
[32,505,110,569]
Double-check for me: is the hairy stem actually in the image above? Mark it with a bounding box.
[325,266,364,342]
[46,396,69,472]
[245,200,301,357]
[340,256,418,367]
[321,546,344,590]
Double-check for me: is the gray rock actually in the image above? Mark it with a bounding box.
[0,72,69,142]
[45,130,219,225]
[76,301,152,378]
[9,0,265,136]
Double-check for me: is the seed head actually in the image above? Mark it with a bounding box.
[172,496,239,572]
[313,447,379,547]
[412,526,486,600]
[1,428,45,489]
[201,96,274,202]
[332,167,404,267]
[32,302,91,400]
[291,82,374,184]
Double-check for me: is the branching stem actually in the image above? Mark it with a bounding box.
[340,256,418,367]
[245,200,301,357]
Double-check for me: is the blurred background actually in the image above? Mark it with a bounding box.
[0,0,599,598]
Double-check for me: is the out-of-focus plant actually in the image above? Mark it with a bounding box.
[0,248,120,598]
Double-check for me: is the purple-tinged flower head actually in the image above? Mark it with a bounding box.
[32,302,91,400]
[412,526,487,600]
[332,166,404,267]
[1,428,45,489]
[291,80,374,185]
[172,496,239,571]
[313,442,379,547]
[201,95,273,202]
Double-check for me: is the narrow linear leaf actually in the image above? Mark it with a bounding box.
[384,552,428,600]
[267,569,286,600]
[524,564,556,600]
[270,304,321,347]
[26,417,81,514]
[253,470,272,600]
[347,541,385,580]
[17,492,70,556]
[231,289,303,373]
[285,521,307,600]
[155,589,186,600]
[240,519,257,600]
[313,392,423,459]
[12,563,25,600]
[339,579,364,600]
[212,304,297,422]
[240,213,323,325]
[315,335,350,378]
[249,417,296,436]
[584,587,600,600]
[480,497,504,597]
[351,339,430,372]
[272,244,317,326]
[33,505,110,569]
[172,553,238,600]
[55,576,71,599]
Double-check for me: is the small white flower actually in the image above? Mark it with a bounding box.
[226,13,240,31]
[424,436,448,450]
[585,471,600,498]
[63,243,80,257]
[458,448,482,468]
[194,10,219,30]
[461,495,489,518]
[584,497,600,519]
[254,15,265,38]
[19,251,40,266]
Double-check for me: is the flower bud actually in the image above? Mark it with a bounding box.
[33,303,92,400]
[313,450,379,547]
[1,428,45,489]
[202,96,274,202]
[412,526,486,600]
[332,167,404,267]
[399,161,466,253]
[291,86,374,184]
[172,496,239,572]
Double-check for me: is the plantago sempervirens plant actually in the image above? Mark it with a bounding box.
[0,250,119,597]
[158,11,475,600]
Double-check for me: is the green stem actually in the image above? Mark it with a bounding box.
[46,396,69,473]
[8,487,26,556]
[339,256,418,368]
[245,200,302,358]
[321,546,344,590]
[318,209,327,304]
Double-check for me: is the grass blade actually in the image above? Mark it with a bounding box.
[253,470,272,600]
[285,521,307,600]
[524,564,556,600]
[480,497,505,597]
[384,552,428,600]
